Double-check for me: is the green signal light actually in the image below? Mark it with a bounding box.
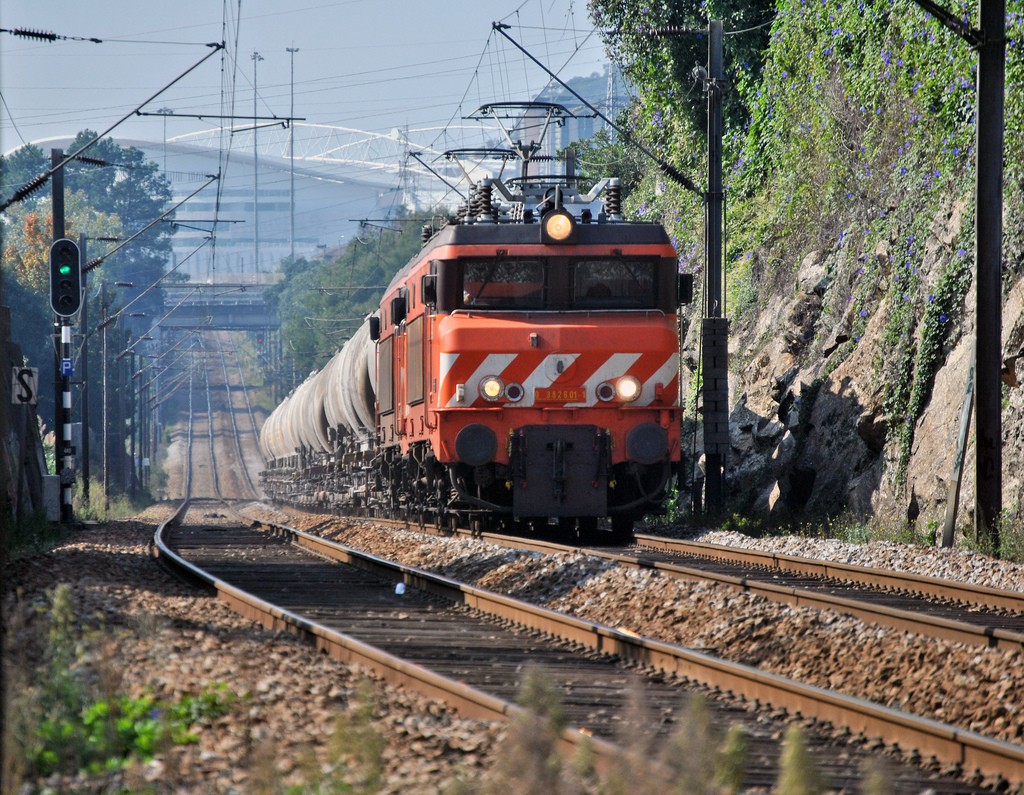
[59,264,73,275]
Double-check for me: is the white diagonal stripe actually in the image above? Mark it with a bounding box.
[638,354,679,406]
[446,352,518,407]
[565,352,642,407]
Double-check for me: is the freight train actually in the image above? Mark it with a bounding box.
[259,102,691,541]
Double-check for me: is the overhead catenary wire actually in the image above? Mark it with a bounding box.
[0,42,224,213]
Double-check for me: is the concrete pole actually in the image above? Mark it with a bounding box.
[701,21,728,513]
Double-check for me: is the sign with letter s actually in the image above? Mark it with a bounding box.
[12,366,39,405]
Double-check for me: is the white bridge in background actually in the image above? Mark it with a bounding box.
[170,123,497,207]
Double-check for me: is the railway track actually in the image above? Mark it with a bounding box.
[211,336,264,499]
[159,330,1023,789]
[169,331,263,502]
[334,514,1024,653]
[152,503,1023,792]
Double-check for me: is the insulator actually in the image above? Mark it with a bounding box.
[605,178,623,222]
[421,224,432,244]
[475,179,494,223]
[72,154,110,167]
[11,172,50,203]
[12,28,59,42]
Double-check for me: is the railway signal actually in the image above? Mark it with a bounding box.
[49,238,82,317]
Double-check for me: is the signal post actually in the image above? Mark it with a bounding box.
[49,149,82,523]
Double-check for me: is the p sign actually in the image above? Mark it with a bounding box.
[12,366,39,405]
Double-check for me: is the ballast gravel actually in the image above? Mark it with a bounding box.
[6,502,1024,793]
[262,508,1024,752]
[2,506,501,795]
[670,527,1024,594]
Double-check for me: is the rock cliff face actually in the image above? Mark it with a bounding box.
[693,199,1024,534]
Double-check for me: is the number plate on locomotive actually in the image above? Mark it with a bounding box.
[534,387,585,402]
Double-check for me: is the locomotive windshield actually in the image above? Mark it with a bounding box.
[573,260,656,308]
[459,257,659,311]
[463,259,545,309]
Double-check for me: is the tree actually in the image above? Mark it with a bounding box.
[267,212,424,378]
[2,193,123,293]
[1,135,174,310]
[1,134,171,438]
[588,0,775,133]
[568,126,648,198]
[63,132,174,308]
[0,143,48,207]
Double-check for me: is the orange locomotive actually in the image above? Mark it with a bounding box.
[261,102,691,541]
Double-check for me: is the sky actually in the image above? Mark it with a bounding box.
[0,0,610,157]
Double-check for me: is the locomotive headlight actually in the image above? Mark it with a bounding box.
[616,376,642,402]
[596,381,616,402]
[540,209,577,244]
[480,376,504,401]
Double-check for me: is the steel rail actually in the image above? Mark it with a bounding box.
[583,542,1024,653]
[227,338,267,469]
[633,533,1024,614]
[213,339,260,499]
[151,506,622,768]
[197,340,223,500]
[318,514,1024,653]
[234,516,1024,787]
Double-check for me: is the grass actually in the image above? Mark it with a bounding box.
[2,480,164,567]
[72,478,157,523]
[2,584,236,790]
[468,667,870,794]
[0,510,70,561]
[3,603,849,795]
[776,724,824,795]
[2,578,401,794]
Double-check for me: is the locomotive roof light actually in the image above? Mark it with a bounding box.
[616,376,642,402]
[541,208,577,244]
[480,376,504,401]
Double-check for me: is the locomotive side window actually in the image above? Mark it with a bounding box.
[378,336,394,414]
[573,259,657,309]
[461,259,544,309]
[406,316,424,404]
